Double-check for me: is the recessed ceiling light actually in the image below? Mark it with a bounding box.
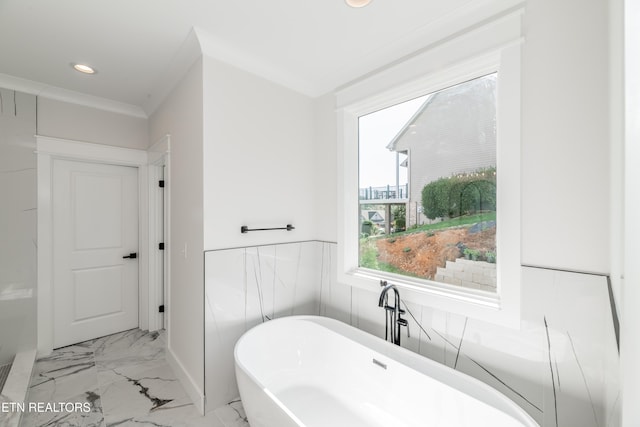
[345,0,372,8]
[72,63,96,74]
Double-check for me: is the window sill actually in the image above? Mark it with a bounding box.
[339,267,521,330]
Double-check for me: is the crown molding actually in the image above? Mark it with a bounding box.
[0,73,147,118]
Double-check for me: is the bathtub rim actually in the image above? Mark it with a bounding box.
[234,315,539,427]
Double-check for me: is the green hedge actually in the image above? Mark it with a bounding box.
[421,167,496,220]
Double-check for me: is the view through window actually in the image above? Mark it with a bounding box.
[358,73,497,292]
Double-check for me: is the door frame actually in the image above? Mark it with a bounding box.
[36,135,167,355]
[147,135,170,333]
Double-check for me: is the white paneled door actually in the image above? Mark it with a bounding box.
[53,159,139,348]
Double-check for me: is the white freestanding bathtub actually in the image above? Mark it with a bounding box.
[234,316,539,427]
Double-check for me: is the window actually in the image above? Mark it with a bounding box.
[337,36,522,327]
[358,74,498,293]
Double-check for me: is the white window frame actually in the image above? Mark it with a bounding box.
[337,12,523,328]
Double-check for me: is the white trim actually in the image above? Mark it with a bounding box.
[36,136,149,355]
[36,136,148,164]
[622,0,640,423]
[147,135,171,333]
[167,345,205,415]
[0,73,146,118]
[335,9,524,109]
[195,1,523,98]
[337,15,522,328]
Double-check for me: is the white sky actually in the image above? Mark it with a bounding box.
[358,95,428,188]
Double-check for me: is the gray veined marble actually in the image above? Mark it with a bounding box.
[21,389,105,427]
[205,240,619,427]
[21,329,239,427]
[213,399,250,427]
[27,346,98,405]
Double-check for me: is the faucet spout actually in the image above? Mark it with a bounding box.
[378,281,397,307]
[378,280,405,345]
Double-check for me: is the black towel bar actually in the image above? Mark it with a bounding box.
[240,224,295,233]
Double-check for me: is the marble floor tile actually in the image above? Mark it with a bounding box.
[0,394,22,427]
[22,329,248,427]
[27,346,98,404]
[21,388,105,427]
[93,330,165,361]
[99,363,192,426]
[183,410,226,427]
[213,399,250,427]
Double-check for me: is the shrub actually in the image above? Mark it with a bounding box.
[421,167,497,220]
[361,220,373,236]
[392,205,406,231]
[463,248,480,260]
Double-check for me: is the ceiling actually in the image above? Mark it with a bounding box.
[0,0,498,116]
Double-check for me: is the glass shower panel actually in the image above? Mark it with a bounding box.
[0,88,37,366]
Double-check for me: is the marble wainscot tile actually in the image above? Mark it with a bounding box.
[406,304,446,366]
[205,241,326,413]
[350,286,386,339]
[205,248,251,411]
[453,316,545,425]
[266,242,321,318]
[245,246,277,327]
[535,270,614,427]
[395,299,423,354]
[318,243,352,324]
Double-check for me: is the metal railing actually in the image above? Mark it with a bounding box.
[359,184,409,201]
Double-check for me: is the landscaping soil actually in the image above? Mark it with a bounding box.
[376,226,496,279]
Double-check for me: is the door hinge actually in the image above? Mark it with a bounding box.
[159,180,165,188]
[158,242,165,250]
[159,305,165,313]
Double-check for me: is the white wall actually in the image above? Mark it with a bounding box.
[201,56,316,250]
[622,0,640,424]
[149,58,205,406]
[313,93,338,242]
[520,0,610,273]
[609,0,624,311]
[37,98,148,150]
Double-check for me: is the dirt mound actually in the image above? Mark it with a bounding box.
[376,226,496,279]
